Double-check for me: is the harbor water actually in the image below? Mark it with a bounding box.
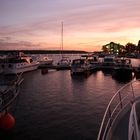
[0,54,140,140]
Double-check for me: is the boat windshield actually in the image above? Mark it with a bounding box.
[72,59,84,65]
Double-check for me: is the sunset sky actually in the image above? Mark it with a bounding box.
[0,0,140,52]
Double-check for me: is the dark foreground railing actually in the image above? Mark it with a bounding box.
[97,79,140,140]
[0,73,24,112]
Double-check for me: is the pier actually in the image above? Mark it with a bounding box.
[38,63,140,79]
[38,64,139,71]
[38,64,71,70]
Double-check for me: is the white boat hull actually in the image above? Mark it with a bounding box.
[0,63,38,74]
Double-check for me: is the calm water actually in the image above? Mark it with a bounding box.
[0,55,140,140]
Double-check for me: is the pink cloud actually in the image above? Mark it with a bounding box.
[0,0,140,51]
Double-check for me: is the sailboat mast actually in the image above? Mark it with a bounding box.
[61,22,63,58]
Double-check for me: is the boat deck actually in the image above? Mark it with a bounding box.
[107,102,140,140]
[110,108,130,140]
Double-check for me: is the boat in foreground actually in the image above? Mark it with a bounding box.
[97,79,140,140]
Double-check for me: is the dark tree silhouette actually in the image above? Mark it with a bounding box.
[137,40,140,53]
[124,42,136,53]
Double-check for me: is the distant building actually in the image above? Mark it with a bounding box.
[102,42,124,55]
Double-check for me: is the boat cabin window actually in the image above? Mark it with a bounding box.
[30,59,33,63]
[1,64,4,68]
[72,60,84,65]
[104,58,114,62]
[6,58,27,63]
[93,57,97,61]
[8,64,12,68]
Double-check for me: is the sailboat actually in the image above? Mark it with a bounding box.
[57,22,71,70]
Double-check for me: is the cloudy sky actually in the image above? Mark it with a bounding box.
[0,0,140,51]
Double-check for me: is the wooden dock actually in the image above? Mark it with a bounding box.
[38,64,140,71]
[38,64,140,78]
[38,64,71,70]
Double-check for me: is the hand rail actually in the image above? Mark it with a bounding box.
[0,73,23,112]
[97,79,140,140]
[128,101,140,140]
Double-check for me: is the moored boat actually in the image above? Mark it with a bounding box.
[57,56,71,70]
[56,22,71,70]
[71,59,91,75]
[37,56,53,66]
[134,65,140,79]
[101,55,116,70]
[81,54,100,71]
[0,52,39,75]
[112,58,133,80]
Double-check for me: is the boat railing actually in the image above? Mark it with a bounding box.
[128,101,140,140]
[0,73,24,112]
[97,79,140,140]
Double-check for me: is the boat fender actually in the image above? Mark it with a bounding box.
[0,112,15,130]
